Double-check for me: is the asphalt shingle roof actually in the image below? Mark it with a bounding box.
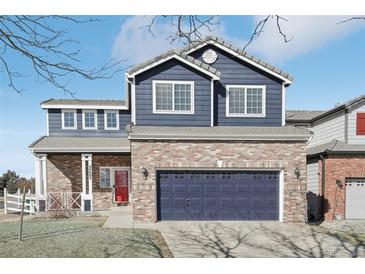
[41,99,128,107]
[127,49,221,78]
[286,110,326,122]
[29,136,130,152]
[128,126,310,141]
[286,93,365,123]
[307,139,365,156]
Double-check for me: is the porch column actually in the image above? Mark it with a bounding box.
[34,154,47,211]
[81,154,93,211]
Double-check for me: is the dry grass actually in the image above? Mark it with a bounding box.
[0,218,173,258]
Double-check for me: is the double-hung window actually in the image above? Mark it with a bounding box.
[153,81,194,114]
[82,110,97,130]
[104,110,119,130]
[226,85,266,117]
[62,109,77,129]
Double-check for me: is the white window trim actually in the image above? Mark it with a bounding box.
[104,110,119,130]
[61,109,77,130]
[152,80,195,115]
[225,85,266,118]
[82,109,97,130]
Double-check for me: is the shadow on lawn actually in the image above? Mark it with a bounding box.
[172,223,365,258]
[0,227,89,243]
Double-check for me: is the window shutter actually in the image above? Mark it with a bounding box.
[357,113,365,135]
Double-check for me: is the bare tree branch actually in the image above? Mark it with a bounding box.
[337,16,365,24]
[145,16,221,45]
[243,15,293,51]
[243,15,270,51]
[0,16,125,96]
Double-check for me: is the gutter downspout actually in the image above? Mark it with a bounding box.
[320,154,326,221]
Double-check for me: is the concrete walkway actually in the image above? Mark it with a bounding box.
[101,206,134,228]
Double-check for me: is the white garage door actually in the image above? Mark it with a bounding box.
[346,179,365,219]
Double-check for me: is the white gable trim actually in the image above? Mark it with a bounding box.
[42,104,128,110]
[128,54,220,80]
[185,41,292,84]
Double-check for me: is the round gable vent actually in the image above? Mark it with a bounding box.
[202,49,217,64]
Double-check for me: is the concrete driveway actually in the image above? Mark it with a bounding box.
[135,221,365,258]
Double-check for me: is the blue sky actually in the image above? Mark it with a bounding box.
[1,15,365,177]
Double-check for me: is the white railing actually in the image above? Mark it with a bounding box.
[47,192,82,211]
[4,188,36,214]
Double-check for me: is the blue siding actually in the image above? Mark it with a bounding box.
[189,45,283,126]
[48,109,131,137]
[135,59,211,126]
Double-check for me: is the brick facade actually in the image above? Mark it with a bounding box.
[46,153,131,210]
[319,155,365,220]
[131,140,307,223]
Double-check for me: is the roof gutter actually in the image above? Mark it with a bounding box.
[128,133,311,141]
[29,147,131,153]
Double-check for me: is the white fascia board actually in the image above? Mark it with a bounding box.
[185,41,292,84]
[41,104,128,110]
[128,54,220,80]
[30,147,130,153]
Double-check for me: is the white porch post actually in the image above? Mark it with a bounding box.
[35,154,47,211]
[81,154,93,211]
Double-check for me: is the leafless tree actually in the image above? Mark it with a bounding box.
[0,16,125,95]
[145,15,293,51]
[146,15,365,51]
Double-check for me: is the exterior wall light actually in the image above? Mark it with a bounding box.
[141,167,148,179]
[336,180,343,188]
[294,167,301,179]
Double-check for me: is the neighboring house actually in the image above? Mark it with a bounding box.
[29,36,311,222]
[286,94,365,221]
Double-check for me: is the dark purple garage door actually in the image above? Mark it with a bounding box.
[157,170,280,221]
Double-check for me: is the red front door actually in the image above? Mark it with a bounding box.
[114,170,129,203]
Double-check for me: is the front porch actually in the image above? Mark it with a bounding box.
[29,136,131,212]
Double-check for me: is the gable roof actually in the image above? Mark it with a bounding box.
[127,49,220,80]
[307,139,365,156]
[287,93,365,123]
[183,36,293,85]
[41,99,128,110]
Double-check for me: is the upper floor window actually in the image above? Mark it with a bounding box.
[153,80,194,114]
[104,110,119,130]
[356,113,365,135]
[226,85,266,117]
[62,109,77,129]
[82,110,97,130]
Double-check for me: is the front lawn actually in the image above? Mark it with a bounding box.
[0,218,173,258]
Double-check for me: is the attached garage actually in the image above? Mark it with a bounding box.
[346,179,365,219]
[157,170,281,221]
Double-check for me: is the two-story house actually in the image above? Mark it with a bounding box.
[286,94,365,221]
[29,36,310,222]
